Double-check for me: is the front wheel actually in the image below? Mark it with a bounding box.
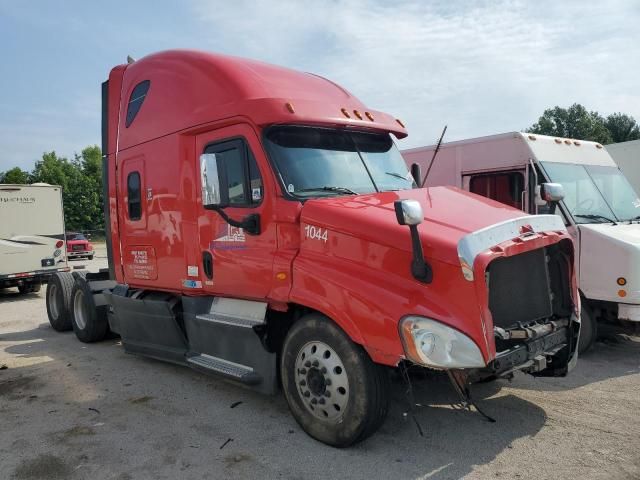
[578,299,598,354]
[281,313,389,447]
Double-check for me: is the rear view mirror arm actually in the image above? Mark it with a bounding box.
[207,206,261,235]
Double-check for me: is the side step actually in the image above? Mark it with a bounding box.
[196,297,267,328]
[187,353,261,385]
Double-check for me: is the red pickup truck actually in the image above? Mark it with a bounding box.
[65,232,94,260]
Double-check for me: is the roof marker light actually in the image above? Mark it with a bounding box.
[285,102,295,113]
[596,144,603,149]
[573,141,581,146]
[353,110,363,120]
[554,138,562,144]
[396,118,405,128]
[365,111,374,121]
[564,140,571,145]
[341,108,351,118]
[528,135,537,140]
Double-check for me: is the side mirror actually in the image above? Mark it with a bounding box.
[540,182,565,203]
[393,199,431,283]
[394,199,424,226]
[200,153,229,208]
[410,163,422,187]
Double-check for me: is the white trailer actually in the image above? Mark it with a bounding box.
[607,139,640,193]
[403,132,640,352]
[0,183,69,293]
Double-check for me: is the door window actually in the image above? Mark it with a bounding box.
[469,171,524,209]
[203,139,263,207]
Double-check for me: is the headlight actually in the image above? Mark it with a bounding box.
[399,316,486,369]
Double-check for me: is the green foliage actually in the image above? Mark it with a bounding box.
[605,113,640,143]
[0,167,31,184]
[27,147,104,231]
[527,103,640,145]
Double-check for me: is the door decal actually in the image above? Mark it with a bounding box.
[210,224,247,251]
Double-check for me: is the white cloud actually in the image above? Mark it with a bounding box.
[190,0,640,147]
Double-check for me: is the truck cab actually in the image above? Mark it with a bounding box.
[47,52,579,447]
[404,132,640,352]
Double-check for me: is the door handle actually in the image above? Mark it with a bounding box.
[202,251,213,279]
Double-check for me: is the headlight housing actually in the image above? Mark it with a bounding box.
[399,316,486,369]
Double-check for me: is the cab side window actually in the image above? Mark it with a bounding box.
[469,171,524,210]
[203,139,263,207]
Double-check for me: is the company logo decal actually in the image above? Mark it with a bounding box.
[210,224,247,251]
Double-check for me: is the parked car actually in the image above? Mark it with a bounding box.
[65,232,94,260]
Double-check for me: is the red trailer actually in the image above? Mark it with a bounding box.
[46,50,579,446]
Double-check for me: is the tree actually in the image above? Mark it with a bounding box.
[0,167,30,184]
[605,113,640,143]
[527,103,613,144]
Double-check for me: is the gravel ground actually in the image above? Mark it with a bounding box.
[1,247,639,479]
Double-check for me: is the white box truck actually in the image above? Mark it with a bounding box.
[403,132,640,353]
[607,139,640,193]
[0,183,69,293]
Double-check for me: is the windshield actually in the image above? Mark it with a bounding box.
[66,233,87,241]
[541,162,640,223]
[264,126,414,197]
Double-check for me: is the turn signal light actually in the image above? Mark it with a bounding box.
[55,240,64,248]
[618,289,627,298]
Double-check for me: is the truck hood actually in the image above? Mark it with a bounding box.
[299,186,526,266]
[578,222,640,304]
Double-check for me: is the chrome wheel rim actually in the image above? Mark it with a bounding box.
[73,289,87,330]
[48,284,59,319]
[295,341,350,422]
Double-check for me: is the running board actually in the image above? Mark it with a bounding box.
[186,353,261,385]
[195,312,263,329]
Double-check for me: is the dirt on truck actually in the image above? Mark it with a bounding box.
[45,50,580,447]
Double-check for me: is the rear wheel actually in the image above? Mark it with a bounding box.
[281,313,389,447]
[578,299,598,354]
[46,273,75,331]
[70,278,108,343]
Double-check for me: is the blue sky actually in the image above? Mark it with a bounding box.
[1,0,639,171]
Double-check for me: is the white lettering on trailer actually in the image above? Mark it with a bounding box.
[304,225,328,243]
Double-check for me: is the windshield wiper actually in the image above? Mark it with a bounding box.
[575,214,618,225]
[385,171,411,182]
[625,215,640,224]
[293,186,359,196]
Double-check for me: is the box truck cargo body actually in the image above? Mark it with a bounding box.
[0,183,69,293]
[403,132,640,353]
[46,52,579,447]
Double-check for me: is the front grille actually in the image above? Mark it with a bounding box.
[487,247,553,329]
[72,244,84,251]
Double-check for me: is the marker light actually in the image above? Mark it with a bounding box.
[365,111,374,121]
[285,102,295,113]
[353,110,363,120]
[564,140,571,145]
[55,240,64,248]
[341,108,350,118]
[617,277,627,286]
[554,138,562,144]
[399,316,486,369]
[396,118,405,128]
[618,289,627,298]
[528,135,537,141]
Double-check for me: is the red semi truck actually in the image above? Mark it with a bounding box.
[46,50,580,447]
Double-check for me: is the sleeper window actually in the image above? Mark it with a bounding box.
[127,172,141,220]
[125,80,150,127]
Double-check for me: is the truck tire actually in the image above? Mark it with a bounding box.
[578,300,597,354]
[281,313,389,447]
[70,276,108,343]
[88,254,94,260]
[46,272,75,331]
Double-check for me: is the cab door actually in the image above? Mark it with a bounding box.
[195,124,277,299]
